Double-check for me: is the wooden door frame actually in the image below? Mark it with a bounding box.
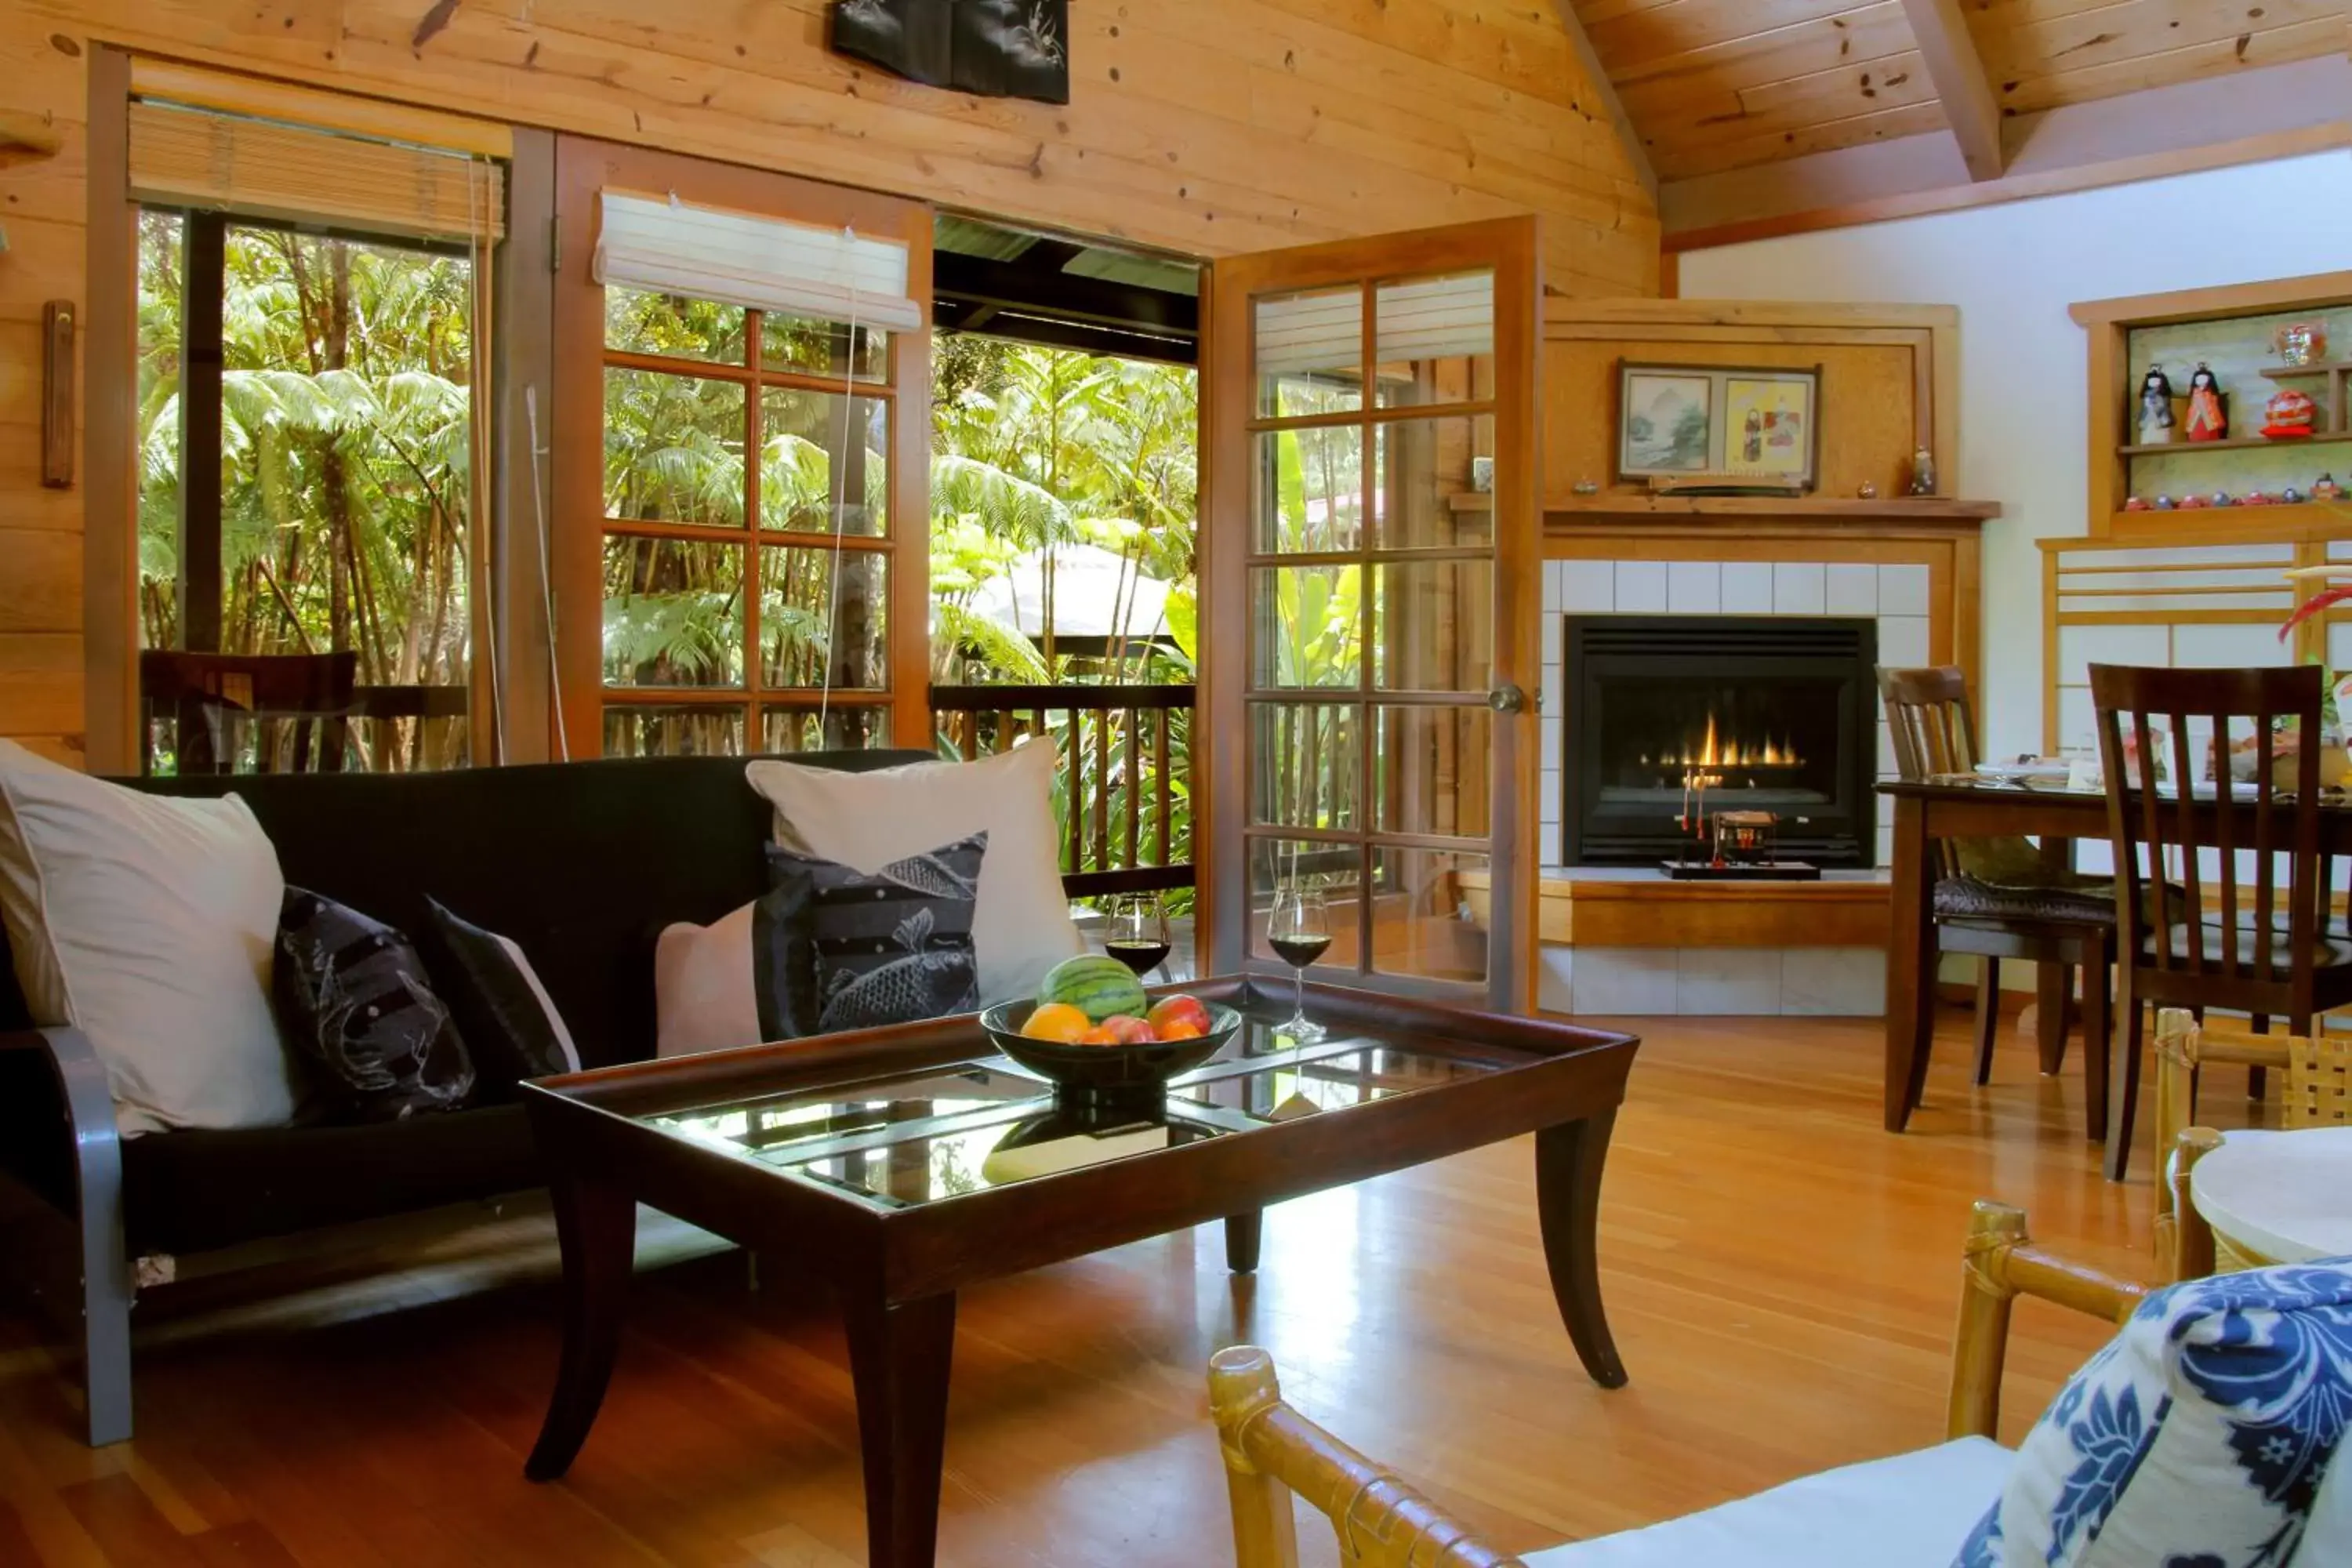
[550,136,934,761]
[1202,216,1542,1013]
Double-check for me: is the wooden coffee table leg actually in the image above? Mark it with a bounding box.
[1225,1210,1264,1273]
[1535,1112,1628,1390]
[525,1174,637,1481]
[844,1290,958,1568]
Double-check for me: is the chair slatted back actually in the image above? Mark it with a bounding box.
[140,649,358,775]
[2288,1033,2352,1127]
[2090,663,2324,990]
[1878,665,1982,881]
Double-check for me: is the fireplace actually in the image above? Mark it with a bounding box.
[1561,615,1878,867]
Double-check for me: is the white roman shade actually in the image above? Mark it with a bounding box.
[127,100,505,244]
[595,191,923,334]
[1254,273,1493,378]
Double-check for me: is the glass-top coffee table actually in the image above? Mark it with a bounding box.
[518,975,1639,1566]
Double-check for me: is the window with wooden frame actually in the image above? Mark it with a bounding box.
[550,139,933,760]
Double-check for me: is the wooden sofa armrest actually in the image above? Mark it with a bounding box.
[1209,1345,1523,1568]
[1948,1200,2149,1441]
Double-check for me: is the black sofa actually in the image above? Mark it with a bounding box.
[0,750,932,1445]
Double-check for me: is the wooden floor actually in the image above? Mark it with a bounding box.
[0,1005,2256,1566]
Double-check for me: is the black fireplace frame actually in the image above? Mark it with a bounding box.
[1561,614,1878,867]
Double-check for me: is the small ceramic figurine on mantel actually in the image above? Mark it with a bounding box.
[1907,446,1937,496]
[2185,363,2227,442]
[2138,364,2176,445]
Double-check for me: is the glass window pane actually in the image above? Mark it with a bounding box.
[1250,702,1360,831]
[760,546,888,690]
[1374,272,1493,410]
[1374,706,1492,838]
[1374,415,1494,550]
[760,388,888,536]
[602,537,746,688]
[604,285,746,364]
[604,705,746,757]
[1250,565,1363,689]
[760,706,891,753]
[762,314,887,382]
[1252,427,1363,554]
[136,209,184,653]
[1247,836,1363,970]
[1370,846,1488,983]
[1255,287,1363,417]
[604,368,746,528]
[1370,560,1492,693]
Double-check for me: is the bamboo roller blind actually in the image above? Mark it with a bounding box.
[128,100,505,244]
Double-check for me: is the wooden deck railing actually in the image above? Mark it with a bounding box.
[930,683,1193,898]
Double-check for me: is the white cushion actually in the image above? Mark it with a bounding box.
[1524,1438,2010,1567]
[745,743,1081,1007]
[0,741,295,1134]
[1958,1258,2352,1566]
[655,901,761,1058]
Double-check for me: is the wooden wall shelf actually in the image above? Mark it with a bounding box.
[2119,434,2352,457]
[1543,495,2001,521]
[2102,500,2351,542]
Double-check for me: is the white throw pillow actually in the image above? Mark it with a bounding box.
[0,742,296,1134]
[745,744,1081,1006]
[655,901,763,1058]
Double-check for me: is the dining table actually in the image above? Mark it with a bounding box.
[1878,777,2352,1146]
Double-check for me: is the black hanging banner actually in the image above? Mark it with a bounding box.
[830,0,1070,106]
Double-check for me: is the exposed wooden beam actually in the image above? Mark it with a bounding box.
[1661,53,2352,252]
[1897,0,2003,182]
[1551,2,1657,203]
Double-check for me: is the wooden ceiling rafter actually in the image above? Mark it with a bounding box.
[1896,0,2002,181]
[1552,0,1658,201]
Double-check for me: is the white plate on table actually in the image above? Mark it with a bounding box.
[1974,760,2071,781]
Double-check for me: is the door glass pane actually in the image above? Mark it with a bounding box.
[1255,287,1363,417]
[1374,272,1493,409]
[605,285,746,365]
[604,705,747,756]
[1370,846,1489,982]
[604,369,746,527]
[1371,560,1492,691]
[136,210,183,652]
[1249,703,1360,830]
[761,546,888,690]
[1374,706,1493,837]
[761,389,888,536]
[761,706,891,753]
[762,314,887,382]
[1252,427,1363,554]
[603,537,746,687]
[1247,837,1363,970]
[1251,566,1363,688]
[1374,415,1494,550]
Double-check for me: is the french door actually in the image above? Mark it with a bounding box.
[1203,219,1542,1012]
[550,138,934,760]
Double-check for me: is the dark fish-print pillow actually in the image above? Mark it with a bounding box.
[764,832,985,1034]
[274,888,474,1123]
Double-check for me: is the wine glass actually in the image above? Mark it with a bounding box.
[1265,884,1331,1040]
[1104,893,1173,979]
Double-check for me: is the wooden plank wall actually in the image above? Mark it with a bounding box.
[0,0,1660,768]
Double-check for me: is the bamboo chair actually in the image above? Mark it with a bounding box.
[1878,666,2114,1134]
[139,649,358,775]
[1208,1203,2147,1568]
[2091,662,2352,1181]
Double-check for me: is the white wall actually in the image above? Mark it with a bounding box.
[1679,152,2352,759]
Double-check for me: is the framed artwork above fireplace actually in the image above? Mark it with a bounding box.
[1614,360,1822,490]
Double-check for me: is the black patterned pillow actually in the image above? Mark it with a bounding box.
[274,888,474,1122]
[764,832,985,1033]
[419,898,582,1098]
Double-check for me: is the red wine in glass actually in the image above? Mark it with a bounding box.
[1107,938,1173,975]
[1268,935,1332,968]
[1267,886,1330,1040]
[1105,894,1173,978]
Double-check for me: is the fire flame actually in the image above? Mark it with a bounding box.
[1659,712,1801,769]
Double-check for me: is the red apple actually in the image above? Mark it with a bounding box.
[1101,1014,1156,1045]
[1147,995,1211,1038]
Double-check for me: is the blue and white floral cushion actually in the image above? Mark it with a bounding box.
[1954,1259,2352,1567]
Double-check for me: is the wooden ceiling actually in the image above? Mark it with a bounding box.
[1561,1,2352,248]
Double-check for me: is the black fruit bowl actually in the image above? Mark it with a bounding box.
[980,1000,1242,1102]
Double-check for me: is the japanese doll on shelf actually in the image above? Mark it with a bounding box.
[2263,386,2319,441]
[2137,363,2176,445]
[2185,362,2227,441]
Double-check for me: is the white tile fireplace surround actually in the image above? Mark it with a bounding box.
[1535,556,1916,1018]
[1539,557,1929,871]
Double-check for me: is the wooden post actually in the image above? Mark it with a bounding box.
[1207,1347,1302,1568]
[2169,1127,2223,1283]
[1948,1200,2025,1441]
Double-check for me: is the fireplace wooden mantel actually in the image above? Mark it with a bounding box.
[1547,496,2001,524]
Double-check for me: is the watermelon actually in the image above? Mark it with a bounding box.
[1037,954,1149,1022]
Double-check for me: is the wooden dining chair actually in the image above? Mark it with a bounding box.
[2091,661,2352,1181]
[139,649,358,775]
[1878,666,2114,1136]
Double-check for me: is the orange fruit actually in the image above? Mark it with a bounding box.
[1023,1002,1091,1043]
[1078,1024,1120,1045]
[1154,1019,1203,1041]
